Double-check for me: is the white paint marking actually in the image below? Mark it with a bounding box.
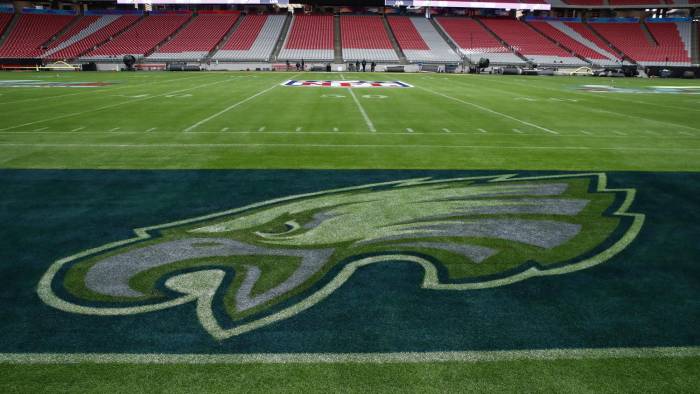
[512,128,523,134]
[406,128,414,133]
[477,128,487,133]
[0,346,698,364]
[417,86,559,135]
[147,127,157,132]
[258,126,266,132]
[580,130,592,135]
[333,127,339,132]
[1,78,225,132]
[183,75,298,132]
[109,127,120,132]
[71,126,85,132]
[295,127,302,132]
[343,73,376,133]
[221,127,229,132]
[2,143,699,153]
[442,128,451,133]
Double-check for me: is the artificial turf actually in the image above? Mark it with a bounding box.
[1,71,698,392]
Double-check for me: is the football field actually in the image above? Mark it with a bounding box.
[1,71,699,392]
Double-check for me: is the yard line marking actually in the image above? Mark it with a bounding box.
[0,78,226,132]
[33,127,48,132]
[477,128,487,133]
[512,128,523,134]
[109,127,120,132]
[417,86,559,135]
[580,130,592,135]
[71,127,85,132]
[333,127,339,132]
[147,127,157,132]
[258,126,266,132]
[442,128,451,133]
[406,128,414,133]
[343,73,377,133]
[183,75,299,132]
[295,127,302,132]
[3,143,699,153]
[1,346,698,364]
[612,130,627,136]
[221,127,229,132]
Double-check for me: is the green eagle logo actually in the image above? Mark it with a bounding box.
[38,173,644,340]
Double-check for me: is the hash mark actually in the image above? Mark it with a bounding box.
[259,126,266,132]
[512,128,523,134]
[221,127,229,132]
[442,128,451,133]
[477,128,487,133]
[71,126,85,132]
[580,130,592,135]
[296,127,302,132]
[33,127,48,131]
[147,127,157,132]
[109,127,120,132]
[406,128,414,133]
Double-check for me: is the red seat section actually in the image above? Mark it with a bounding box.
[284,15,333,49]
[85,14,190,57]
[388,17,429,50]
[158,14,237,53]
[590,22,689,63]
[0,12,14,37]
[341,15,392,49]
[221,14,266,50]
[529,21,606,60]
[437,18,510,53]
[564,22,617,56]
[45,16,99,50]
[480,18,569,57]
[609,0,659,4]
[0,13,74,58]
[49,15,140,60]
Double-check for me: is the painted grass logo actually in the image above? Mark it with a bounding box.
[578,85,700,94]
[38,173,643,340]
[282,80,413,88]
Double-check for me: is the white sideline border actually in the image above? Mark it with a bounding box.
[0,346,698,364]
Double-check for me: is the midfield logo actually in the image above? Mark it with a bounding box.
[282,80,413,88]
[39,174,643,340]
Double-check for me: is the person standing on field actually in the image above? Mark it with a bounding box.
[361,59,367,72]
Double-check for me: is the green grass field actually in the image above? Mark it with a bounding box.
[1,71,699,393]
[0,71,699,170]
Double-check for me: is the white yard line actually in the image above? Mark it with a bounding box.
[183,74,300,132]
[0,78,226,132]
[342,73,376,133]
[477,128,487,133]
[0,346,698,364]
[416,86,559,135]
[2,142,698,152]
[71,126,85,132]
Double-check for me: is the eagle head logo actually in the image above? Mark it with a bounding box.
[38,173,643,340]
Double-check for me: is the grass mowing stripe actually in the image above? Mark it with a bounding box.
[1,346,698,364]
[0,76,225,131]
[415,85,560,135]
[183,74,300,132]
[2,143,698,152]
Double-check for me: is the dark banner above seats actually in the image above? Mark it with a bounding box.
[384,0,551,10]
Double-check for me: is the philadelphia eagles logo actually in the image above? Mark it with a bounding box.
[38,173,644,340]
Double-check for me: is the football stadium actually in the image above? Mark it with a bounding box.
[0,0,699,391]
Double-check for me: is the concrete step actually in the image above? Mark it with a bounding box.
[271,13,292,62]
[333,14,342,63]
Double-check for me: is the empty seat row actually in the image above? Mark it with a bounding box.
[435,17,523,64]
[0,14,74,58]
[341,15,397,62]
[390,17,459,63]
[213,15,285,61]
[278,15,334,61]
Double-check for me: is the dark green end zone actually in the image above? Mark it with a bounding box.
[0,170,697,355]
